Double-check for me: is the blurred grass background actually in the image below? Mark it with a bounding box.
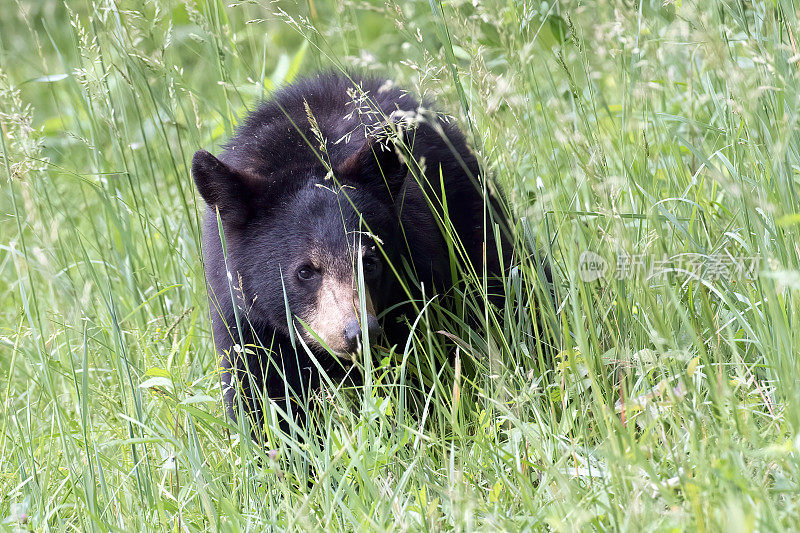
[2,0,800,530]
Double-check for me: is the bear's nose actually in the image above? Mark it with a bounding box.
[343,315,381,353]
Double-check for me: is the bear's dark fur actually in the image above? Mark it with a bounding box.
[192,72,512,434]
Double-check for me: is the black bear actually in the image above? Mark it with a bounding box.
[192,72,513,435]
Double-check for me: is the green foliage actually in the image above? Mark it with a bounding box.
[2,0,800,530]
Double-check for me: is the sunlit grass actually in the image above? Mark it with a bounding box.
[2,0,800,530]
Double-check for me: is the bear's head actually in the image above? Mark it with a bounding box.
[192,134,408,357]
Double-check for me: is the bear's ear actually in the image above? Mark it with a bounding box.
[192,150,262,224]
[338,132,408,198]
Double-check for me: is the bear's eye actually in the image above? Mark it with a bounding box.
[297,265,317,281]
[362,256,380,274]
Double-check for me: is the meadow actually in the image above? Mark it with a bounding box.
[2,0,800,530]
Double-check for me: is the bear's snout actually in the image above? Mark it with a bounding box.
[343,315,381,353]
[301,275,379,355]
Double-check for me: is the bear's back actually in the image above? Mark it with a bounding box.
[218,73,423,181]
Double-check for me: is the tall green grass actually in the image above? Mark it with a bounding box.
[2,0,800,530]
